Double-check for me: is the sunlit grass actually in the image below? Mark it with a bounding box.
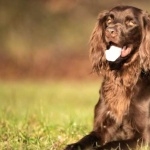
[0,81,99,150]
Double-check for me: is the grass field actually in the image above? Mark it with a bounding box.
[0,81,100,150]
[0,81,149,150]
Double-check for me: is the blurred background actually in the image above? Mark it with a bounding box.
[0,1,150,149]
[0,0,150,81]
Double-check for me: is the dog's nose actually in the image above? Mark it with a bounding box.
[106,27,117,37]
[107,28,115,34]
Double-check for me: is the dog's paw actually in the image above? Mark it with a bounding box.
[64,143,83,150]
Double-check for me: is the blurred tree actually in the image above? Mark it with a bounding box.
[0,0,149,53]
[0,0,149,79]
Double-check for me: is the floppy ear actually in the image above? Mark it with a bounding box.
[89,11,108,74]
[139,11,150,71]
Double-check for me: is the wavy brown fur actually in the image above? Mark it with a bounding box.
[65,6,150,150]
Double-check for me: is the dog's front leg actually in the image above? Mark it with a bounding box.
[64,131,99,150]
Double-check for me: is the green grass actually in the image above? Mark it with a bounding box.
[0,81,149,150]
[0,81,99,150]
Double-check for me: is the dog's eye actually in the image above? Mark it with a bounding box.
[125,20,135,27]
[106,17,113,25]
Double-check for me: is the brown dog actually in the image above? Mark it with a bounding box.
[65,5,150,150]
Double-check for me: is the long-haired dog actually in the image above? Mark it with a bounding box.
[65,5,150,150]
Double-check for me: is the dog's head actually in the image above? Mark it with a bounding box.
[90,6,150,72]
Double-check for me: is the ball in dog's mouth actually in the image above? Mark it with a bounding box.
[105,45,132,61]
